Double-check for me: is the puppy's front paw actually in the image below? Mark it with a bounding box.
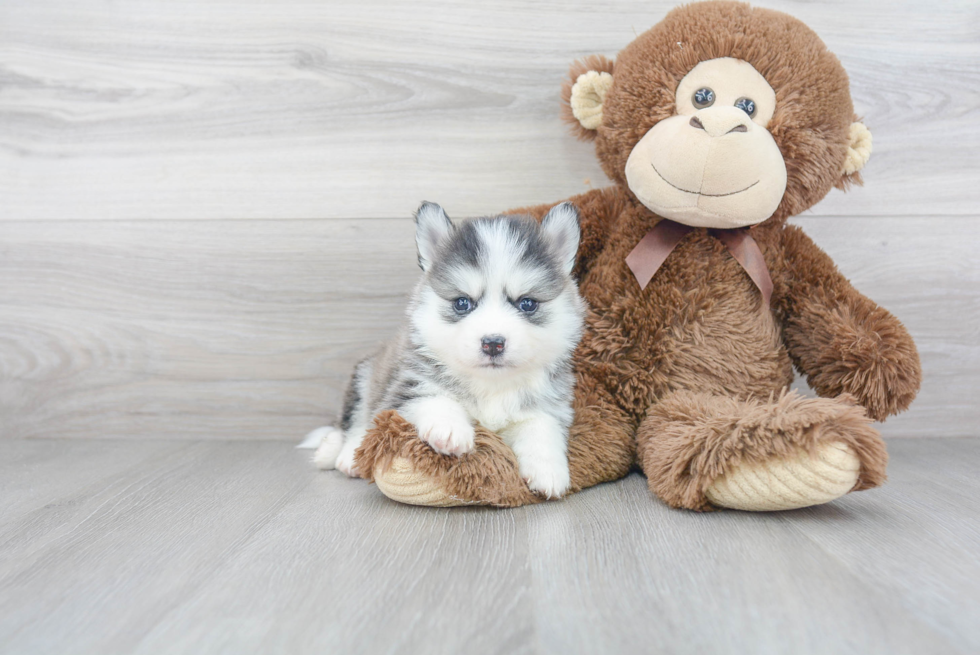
[416,415,476,456]
[521,456,570,499]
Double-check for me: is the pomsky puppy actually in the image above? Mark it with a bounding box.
[308,201,585,498]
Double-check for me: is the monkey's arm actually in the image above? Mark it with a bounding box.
[775,225,921,421]
[508,186,627,279]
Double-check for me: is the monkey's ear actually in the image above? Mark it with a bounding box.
[837,120,873,190]
[561,55,615,141]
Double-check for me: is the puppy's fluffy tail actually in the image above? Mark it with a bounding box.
[298,426,346,470]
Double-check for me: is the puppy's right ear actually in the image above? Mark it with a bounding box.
[415,202,453,271]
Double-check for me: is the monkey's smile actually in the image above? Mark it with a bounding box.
[651,163,760,197]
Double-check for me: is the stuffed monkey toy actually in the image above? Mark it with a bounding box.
[355,0,921,511]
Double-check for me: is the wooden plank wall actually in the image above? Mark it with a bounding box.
[1,0,978,440]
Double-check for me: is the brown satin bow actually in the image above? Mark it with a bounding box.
[625,219,773,308]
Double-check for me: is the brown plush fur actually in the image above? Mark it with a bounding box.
[593,0,858,223]
[560,54,615,142]
[358,411,541,508]
[355,1,921,510]
[637,390,888,511]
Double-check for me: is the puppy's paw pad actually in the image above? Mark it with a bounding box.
[417,417,476,456]
[522,459,571,499]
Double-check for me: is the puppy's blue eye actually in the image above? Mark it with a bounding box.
[453,297,473,313]
[518,298,538,313]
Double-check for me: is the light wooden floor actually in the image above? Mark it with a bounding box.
[1,437,978,655]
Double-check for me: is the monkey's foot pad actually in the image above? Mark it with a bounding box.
[357,410,542,508]
[374,457,469,507]
[705,441,861,511]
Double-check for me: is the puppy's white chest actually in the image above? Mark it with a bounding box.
[468,390,527,433]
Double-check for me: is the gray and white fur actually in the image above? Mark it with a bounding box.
[308,201,585,498]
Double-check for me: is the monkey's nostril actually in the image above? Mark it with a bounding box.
[727,124,748,134]
[689,116,705,130]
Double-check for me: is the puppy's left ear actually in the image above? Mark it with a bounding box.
[415,202,453,271]
[836,120,873,190]
[541,202,581,275]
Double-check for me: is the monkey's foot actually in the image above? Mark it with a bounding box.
[704,441,860,511]
[638,390,888,511]
[373,457,467,507]
[355,410,541,508]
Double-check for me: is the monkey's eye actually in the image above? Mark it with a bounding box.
[735,97,757,117]
[453,297,474,313]
[517,297,538,313]
[692,87,715,108]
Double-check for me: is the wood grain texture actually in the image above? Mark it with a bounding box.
[1,216,975,441]
[1,0,978,220]
[0,218,419,441]
[0,438,977,654]
[1,4,976,652]
[1,0,975,442]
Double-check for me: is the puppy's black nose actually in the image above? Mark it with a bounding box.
[481,335,506,357]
